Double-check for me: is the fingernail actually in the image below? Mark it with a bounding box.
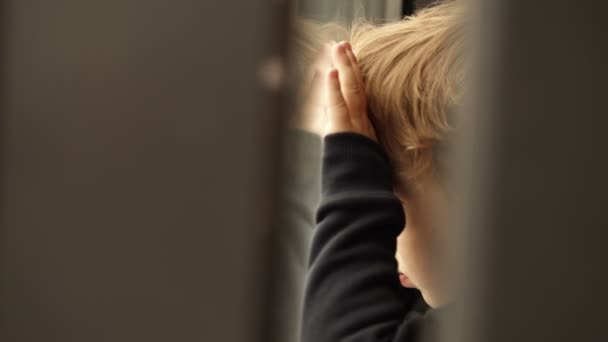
[328,68,339,79]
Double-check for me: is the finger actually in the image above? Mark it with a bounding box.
[343,42,365,92]
[315,42,333,72]
[343,43,368,131]
[331,42,364,118]
[324,68,351,134]
[307,70,323,105]
[304,43,332,113]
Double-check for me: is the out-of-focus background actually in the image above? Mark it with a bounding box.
[297,0,404,21]
[1,1,608,342]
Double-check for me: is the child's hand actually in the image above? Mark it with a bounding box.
[324,41,377,142]
[289,44,331,136]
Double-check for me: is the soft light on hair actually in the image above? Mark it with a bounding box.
[291,1,465,194]
[350,2,465,193]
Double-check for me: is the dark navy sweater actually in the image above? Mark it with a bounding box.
[302,133,441,342]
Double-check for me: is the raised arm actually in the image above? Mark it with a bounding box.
[301,41,441,342]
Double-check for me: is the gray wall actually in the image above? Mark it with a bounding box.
[0,1,286,341]
[451,1,608,342]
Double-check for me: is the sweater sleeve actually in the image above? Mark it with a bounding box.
[302,132,440,342]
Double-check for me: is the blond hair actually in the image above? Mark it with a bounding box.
[293,1,465,193]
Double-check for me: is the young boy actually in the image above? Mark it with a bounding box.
[302,3,464,341]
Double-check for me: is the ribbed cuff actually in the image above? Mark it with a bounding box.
[322,133,393,195]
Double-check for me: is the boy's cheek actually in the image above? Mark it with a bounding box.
[395,231,420,289]
[396,226,438,292]
[397,226,452,308]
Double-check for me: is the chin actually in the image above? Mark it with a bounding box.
[420,290,442,309]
